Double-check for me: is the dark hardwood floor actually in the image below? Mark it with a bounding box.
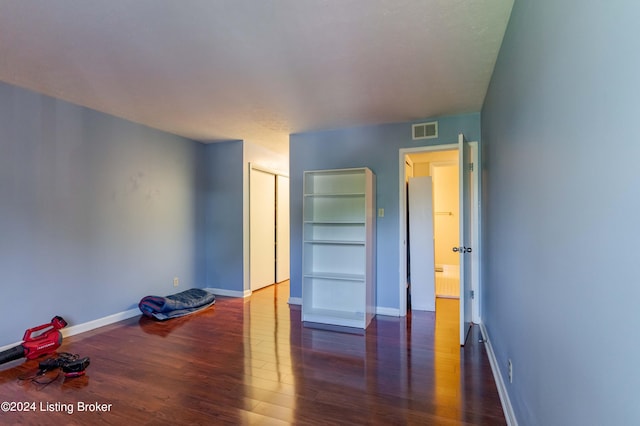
[0,282,505,425]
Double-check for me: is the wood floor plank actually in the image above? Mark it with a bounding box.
[0,281,505,425]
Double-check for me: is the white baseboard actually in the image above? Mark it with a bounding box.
[60,308,141,337]
[376,306,400,317]
[1,287,248,355]
[61,308,140,339]
[288,297,302,305]
[0,308,141,355]
[480,323,518,426]
[204,287,251,298]
[0,340,23,354]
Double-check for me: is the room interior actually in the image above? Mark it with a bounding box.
[1,1,639,425]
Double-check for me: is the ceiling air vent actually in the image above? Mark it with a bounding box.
[412,121,438,140]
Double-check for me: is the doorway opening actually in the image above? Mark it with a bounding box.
[249,165,290,292]
[398,141,481,337]
[406,149,459,310]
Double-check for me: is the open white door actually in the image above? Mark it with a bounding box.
[408,176,436,311]
[458,133,473,345]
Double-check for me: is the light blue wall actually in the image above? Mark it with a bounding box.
[289,114,480,310]
[481,0,640,424]
[0,82,205,347]
[202,140,244,292]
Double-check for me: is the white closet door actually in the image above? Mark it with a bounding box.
[276,175,290,282]
[250,168,276,291]
[408,176,436,311]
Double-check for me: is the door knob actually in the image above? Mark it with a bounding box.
[452,246,472,254]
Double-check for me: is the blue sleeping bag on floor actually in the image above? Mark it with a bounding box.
[138,288,216,320]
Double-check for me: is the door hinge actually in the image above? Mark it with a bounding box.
[470,290,475,299]
[469,162,474,172]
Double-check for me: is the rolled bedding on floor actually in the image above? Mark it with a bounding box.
[139,288,216,320]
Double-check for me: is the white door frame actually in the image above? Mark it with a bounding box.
[469,142,480,324]
[276,175,290,283]
[398,142,481,322]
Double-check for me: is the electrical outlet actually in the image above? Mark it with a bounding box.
[508,359,513,383]
[173,277,179,287]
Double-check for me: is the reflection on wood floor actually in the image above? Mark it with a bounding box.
[0,281,505,425]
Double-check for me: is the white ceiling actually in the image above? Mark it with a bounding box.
[0,0,513,154]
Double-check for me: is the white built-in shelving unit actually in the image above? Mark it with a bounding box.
[302,168,376,331]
